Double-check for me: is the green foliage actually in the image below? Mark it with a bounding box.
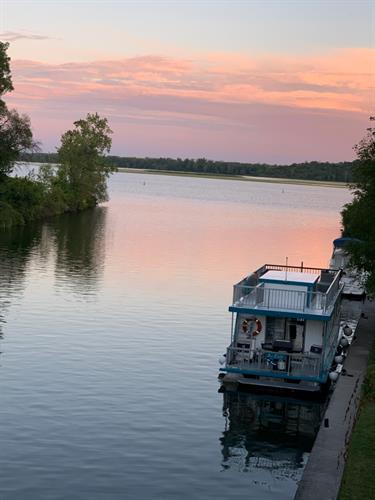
[0,176,45,221]
[0,109,35,177]
[37,163,69,216]
[0,201,24,228]
[0,112,115,228]
[57,112,115,210]
[341,118,375,295]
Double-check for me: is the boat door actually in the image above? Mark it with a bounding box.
[286,318,305,352]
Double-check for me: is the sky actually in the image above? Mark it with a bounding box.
[0,0,374,163]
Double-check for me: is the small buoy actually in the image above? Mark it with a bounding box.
[343,325,353,336]
[340,337,349,347]
[329,371,339,382]
[334,355,344,364]
[219,355,226,365]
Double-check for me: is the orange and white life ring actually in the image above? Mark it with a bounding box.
[251,318,262,337]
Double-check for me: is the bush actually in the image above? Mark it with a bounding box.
[0,176,45,221]
[0,201,24,228]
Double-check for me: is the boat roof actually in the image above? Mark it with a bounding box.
[260,270,319,285]
[333,237,361,248]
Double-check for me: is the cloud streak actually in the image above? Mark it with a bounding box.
[0,31,54,42]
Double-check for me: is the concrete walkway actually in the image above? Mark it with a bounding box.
[294,300,375,500]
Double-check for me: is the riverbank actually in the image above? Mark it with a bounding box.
[117,167,348,188]
[294,299,375,500]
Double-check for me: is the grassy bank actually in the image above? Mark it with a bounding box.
[338,339,375,500]
[117,167,348,188]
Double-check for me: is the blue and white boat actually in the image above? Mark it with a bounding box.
[219,264,344,393]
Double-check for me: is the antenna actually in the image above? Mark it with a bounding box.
[285,256,288,281]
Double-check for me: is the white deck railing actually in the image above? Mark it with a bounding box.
[232,264,342,314]
[233,284,325,312]
[233,273,342,314]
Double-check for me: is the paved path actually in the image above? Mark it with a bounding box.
[294,300,375,500]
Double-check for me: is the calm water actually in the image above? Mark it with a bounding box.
[0,173,351,500]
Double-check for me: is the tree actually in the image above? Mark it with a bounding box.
[341,117,375,295]
[0,41,37,179]
[57,113,115,210]
[0,41,13,99]
[0,109,35,177]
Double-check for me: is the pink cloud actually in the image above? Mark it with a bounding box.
[4,49,373,161]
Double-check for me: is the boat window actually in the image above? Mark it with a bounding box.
[265,317,305,352]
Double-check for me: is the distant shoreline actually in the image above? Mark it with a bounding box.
[117,167,348,188]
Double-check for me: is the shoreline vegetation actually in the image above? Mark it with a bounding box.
[0,113,115,229]
[21,162,348,188]
[22,152,354,185]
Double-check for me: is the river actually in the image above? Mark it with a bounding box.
[0,172,351,499]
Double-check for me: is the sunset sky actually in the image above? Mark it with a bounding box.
[1,0,374,163]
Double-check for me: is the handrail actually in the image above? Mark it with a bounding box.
[233,284,329,312]
[265,263,330,274]
[325,270,342,307]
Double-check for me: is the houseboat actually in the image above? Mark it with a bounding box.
[219,264,344,393]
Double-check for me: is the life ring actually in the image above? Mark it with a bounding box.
[251,318,262,337]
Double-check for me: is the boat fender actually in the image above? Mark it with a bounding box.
[329,371,339,382]
[340,337,349,348]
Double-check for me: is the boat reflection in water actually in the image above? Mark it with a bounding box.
[220,390,325,482]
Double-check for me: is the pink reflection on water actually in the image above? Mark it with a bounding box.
[103,178,349,304]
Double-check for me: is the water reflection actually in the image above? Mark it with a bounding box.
[0,207,107,332]
[52,207,107,296]
[220,390,325,479]
[0,224,43,331]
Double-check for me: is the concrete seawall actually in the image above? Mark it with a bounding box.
[294,300,375,500]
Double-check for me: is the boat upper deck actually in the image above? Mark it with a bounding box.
[230,264,343,319]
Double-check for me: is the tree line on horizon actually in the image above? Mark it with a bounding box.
[21,152,354,183]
